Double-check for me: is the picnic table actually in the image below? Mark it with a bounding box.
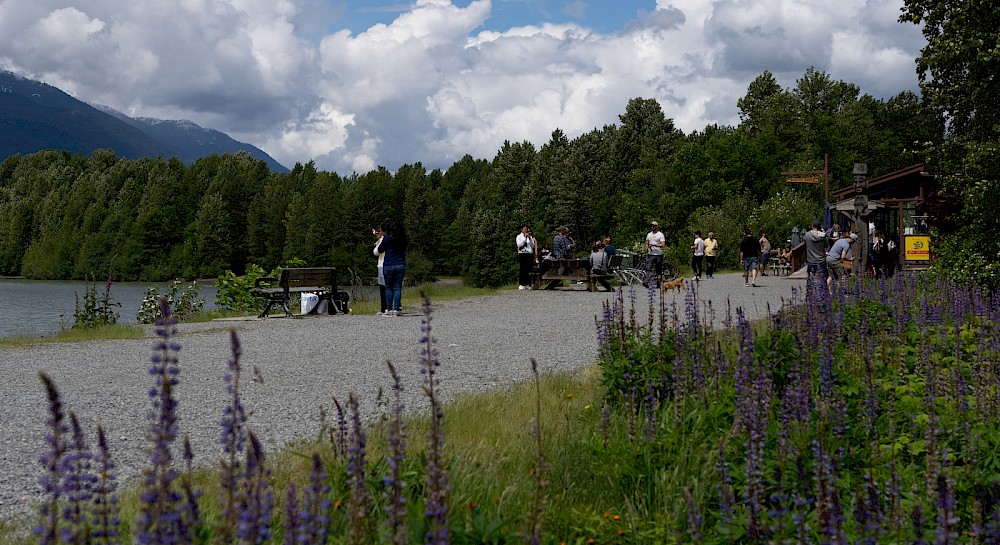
[532,258,612,292]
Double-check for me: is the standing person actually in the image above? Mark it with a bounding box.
[645,221,665,282]
[759,231,772,276]
[691,230,705,280]
[704,232,719,279]
[377,219,407,316]
[884,233,899,277]
[804,220,830,287]
[739,228,761,287]
[826,233,856,288]
[589,242,614,291]
[515,225,537,290]
[603,236,616,256]
[372,226,387,315]
[870,231,885,278]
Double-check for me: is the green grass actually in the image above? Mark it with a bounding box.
[0,323,145,347]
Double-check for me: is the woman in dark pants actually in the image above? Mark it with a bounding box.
[377,220,408,316]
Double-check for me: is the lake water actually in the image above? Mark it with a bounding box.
[0,278,219,339]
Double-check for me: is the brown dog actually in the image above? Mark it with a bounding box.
[661,277,685,292]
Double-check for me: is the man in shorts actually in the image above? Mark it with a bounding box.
[739,228,761,287]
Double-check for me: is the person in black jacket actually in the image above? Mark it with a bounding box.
[739,228,762,287]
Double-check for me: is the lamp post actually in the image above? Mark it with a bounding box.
[853,163,869,275]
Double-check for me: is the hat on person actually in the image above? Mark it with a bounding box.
[850,233,859,240]
[650,221,659,226]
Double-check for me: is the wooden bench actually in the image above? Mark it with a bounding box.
[769,258,792,276]
[249,267,349,318]
[533,258,613,292]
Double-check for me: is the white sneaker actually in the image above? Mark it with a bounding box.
[518,285,525,290]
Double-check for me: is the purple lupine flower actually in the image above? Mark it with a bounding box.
[283,486,299,545]
[179,435,201,544]
[812,440,845,544]
[684,487,703,544]
[301,453,331,545]
[714,447,735,524]
[642,380,659,441]
[934,468,959,545]
[525,358,548,545]
[91,425,121,545]
[419,294,450,545]
[852,472,885,544]
[346,393,369,545]
[600,405,611,450]
[235,432,273,544]
[220,329,249,544]
[137,296,186,545]
[384,362,408,545]
[912,502,929,545]
[331,397,349,461]
[62,412,96,543]
[36,372,70,545]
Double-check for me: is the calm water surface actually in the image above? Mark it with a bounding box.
[0,279,219,339]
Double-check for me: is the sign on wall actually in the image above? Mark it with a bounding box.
[903,235,931,263]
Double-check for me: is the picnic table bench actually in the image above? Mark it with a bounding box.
[249,267,350,318]
[532,258,613,292]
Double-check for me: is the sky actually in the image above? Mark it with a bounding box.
[0,0,926,174]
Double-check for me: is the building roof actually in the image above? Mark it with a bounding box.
[831,163,931,201]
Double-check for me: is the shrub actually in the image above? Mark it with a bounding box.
[136,280,206,324]
[73,275,120,328]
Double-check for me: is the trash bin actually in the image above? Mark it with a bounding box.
[300,292,318,314]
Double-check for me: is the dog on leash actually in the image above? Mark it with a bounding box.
[661,277,685,292]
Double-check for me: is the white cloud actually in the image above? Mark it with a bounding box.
[0,0,924,173]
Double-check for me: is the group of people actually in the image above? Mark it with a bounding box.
[516,225,616,291]
[372,220,407,316]
[804,221,900,290]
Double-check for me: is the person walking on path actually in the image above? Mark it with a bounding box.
[377,219,407,316]
[645,221,665,283]
[704,232,719,278]
[739,228,762,287]
[691,230,705,280]
[372,226,387,314]
[759,231,772,276]
[804,220,831,288]
[516,225,538,290]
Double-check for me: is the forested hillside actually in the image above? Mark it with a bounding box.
[0,69,943,286]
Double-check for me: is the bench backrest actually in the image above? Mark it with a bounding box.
[278,267,337,289]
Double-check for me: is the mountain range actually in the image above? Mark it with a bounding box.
[0,70,288,172]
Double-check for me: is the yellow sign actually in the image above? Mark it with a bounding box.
[904,235,931,262]
[786,177,820,183]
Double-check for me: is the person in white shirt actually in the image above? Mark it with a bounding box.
[691,230,705,280]
[515,225,538,290]
[645,221,666,282]
[372,226,387,314]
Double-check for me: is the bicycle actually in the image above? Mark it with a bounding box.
[612,252,679,286]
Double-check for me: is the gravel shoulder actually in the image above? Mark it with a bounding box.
[0,272,804,521]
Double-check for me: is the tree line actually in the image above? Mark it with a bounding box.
[0,68,944,287]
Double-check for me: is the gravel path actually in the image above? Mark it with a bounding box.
[0,272,804,522]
